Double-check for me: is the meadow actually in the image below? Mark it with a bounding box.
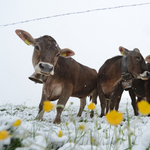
[0,100,150,150]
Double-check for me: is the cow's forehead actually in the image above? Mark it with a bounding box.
[129,50,141,56]
[35,35,57,44]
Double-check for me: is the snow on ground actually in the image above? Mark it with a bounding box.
[0,99,150,150]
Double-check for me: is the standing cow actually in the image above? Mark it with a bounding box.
[119,49,150,115]
[15,29,97,124]
[97,46,149,117]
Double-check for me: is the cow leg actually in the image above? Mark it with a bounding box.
[129,89,138,116]
[145,81,150,104]
[36,91,47,120]
[53,85,73,124]
[110,83,123,111]
[90,89,98,118]
[115,85,123,111]
[115,96,121,111]
[77,97,86,117]
[106,100,110,113]
[97,84,106,117]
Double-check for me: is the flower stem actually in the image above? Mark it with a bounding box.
[114,126,118,150]
[126,105,132,150]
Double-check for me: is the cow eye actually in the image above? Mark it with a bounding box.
[136,56,141,61]
[56,53,60,57]
[35,45,40,51]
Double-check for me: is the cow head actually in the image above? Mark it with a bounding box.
[119,46,149,80]
[15,29,75,76]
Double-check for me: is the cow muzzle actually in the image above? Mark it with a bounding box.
[35,62,54,76]
[139,71,150,80]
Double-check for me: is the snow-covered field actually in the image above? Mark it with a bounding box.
[1,99,150,150]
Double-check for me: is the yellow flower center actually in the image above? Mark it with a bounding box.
[58,131,63,137]
[78,123,86,130]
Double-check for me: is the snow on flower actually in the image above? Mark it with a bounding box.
[106,110,123,126]
[43,101,54,112]
[88,103,95,110]
[137,100,150,115]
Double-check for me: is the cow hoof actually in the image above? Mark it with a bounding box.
[35,117,42,121]
[53,119,61,124]
[134,112,139,116]
[100,114,104,118]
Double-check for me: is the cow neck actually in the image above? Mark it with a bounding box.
[54,57,62,71]
[121,56,132,81]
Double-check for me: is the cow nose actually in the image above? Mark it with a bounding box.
[147,71,150,78]
[39,63,45,69]
[140,71,150,80]
[144,71,150,79]
[39,63,54,75]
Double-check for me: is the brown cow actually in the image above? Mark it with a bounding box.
[15,29,97,124]
[97,46,149,117]
[119,50,150,115]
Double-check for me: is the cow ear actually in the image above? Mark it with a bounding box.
[15,29,35,46]
[145,55,150,63]
[119,46,129,56]
[60,48,75,57]
[133,48,140,53]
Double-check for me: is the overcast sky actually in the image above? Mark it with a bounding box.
[1,0,150,107]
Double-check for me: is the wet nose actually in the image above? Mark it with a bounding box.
[39,63,54,75]
[146,71,150,79]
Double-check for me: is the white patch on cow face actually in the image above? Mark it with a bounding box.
[138,71,149,80]
[50,69,54,75]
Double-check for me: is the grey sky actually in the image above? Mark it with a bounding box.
[1,0,150,106]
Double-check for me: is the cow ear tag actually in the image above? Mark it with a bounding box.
[119,47,124,55]
[25,39,31,45]
[62,52,71,57]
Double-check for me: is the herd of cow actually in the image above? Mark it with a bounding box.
[15,29,150,124]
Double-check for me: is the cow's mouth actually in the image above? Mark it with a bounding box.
[141,77,149,80]
[40,70,54,76]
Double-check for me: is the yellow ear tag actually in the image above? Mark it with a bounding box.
[119,48,124,55]
[25,39,31,45]
[120,51,124,55]
[62,53,67,57]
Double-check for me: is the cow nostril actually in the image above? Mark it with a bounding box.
[38,63,54,74]
[39,63,44,69]
[49,66,53,72]
[147,71,150,77]
[147,72,149,76]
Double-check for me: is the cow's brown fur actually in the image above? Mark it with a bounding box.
[15,29,97,124]
[126,57,150,115]
[97,47,149,117]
